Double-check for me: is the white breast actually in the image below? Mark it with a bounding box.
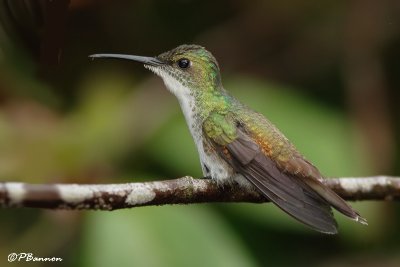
[146,65,234,183]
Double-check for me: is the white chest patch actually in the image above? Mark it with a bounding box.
[145,65,234,182]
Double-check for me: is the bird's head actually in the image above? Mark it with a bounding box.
[90,44,222,100]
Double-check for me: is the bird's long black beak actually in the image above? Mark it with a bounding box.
[89,54,165,66]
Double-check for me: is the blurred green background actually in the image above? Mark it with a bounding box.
[0,0,399,266]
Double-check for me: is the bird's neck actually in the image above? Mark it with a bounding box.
[164,80,231,141]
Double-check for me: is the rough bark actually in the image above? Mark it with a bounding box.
[0,176,399,210]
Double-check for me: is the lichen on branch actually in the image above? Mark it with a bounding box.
[0,176,399,210]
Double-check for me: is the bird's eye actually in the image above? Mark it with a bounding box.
[178,58,190,69]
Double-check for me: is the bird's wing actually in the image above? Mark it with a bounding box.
[203,112,365,233]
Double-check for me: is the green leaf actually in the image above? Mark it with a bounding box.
[81,206,257,267]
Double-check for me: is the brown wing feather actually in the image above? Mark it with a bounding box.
[224,129,339,233]
[261,134,366,224]
[206,118,367,233]
[277,150,366,223]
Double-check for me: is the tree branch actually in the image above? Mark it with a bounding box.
[0,176,399,210]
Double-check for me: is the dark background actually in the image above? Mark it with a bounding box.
[0,0,399,266]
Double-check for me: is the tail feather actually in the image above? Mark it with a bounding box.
[304,177,368,225]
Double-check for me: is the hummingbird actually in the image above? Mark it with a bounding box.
[90,44,367,234]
